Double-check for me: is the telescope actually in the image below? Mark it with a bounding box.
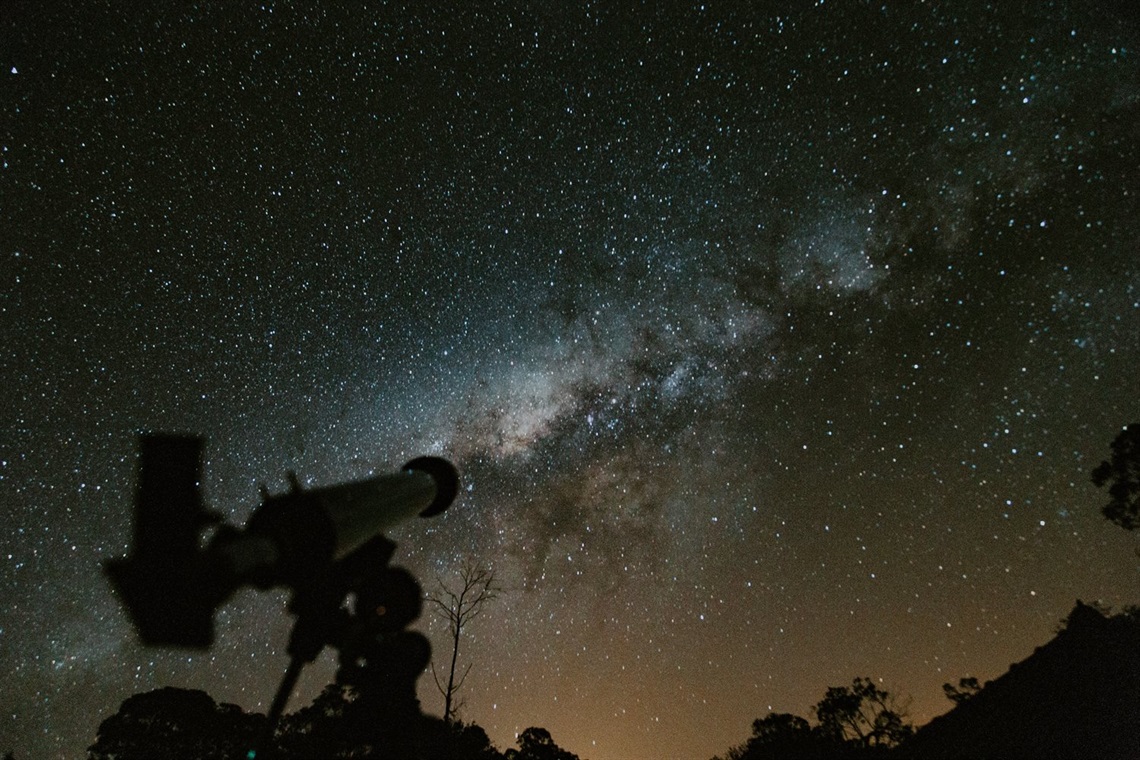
[105,434,462,756]
[105,434,459,648]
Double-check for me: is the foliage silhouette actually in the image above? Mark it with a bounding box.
[270,682,507,759]
[814,677,913,751]
[91,682,508,760]
[273,683,363,758]
[714,678,912,760]
[941,676,981,705]
[504,727,580,760]
[719,712,831,760]
[432,720,507,760]
[1091,422,1140,530]
[87,687,265,760]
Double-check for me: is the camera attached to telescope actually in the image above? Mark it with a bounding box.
[104,434,462,754]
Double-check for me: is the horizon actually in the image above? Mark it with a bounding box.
[86,599,1140,760]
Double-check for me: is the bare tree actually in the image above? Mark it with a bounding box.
[426,562,500,723]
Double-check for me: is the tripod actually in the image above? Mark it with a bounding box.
[252,536,432,758]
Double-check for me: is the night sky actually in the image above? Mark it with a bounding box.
[2,2,1138,759]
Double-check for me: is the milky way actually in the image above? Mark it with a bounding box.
[2,2,1138,759]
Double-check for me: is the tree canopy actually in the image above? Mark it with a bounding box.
[714,677,912,760]
[504,727,581,760]
[1092,423,1140,530]
[87,687,265,760]
[815,676,912,750]
[89,683,511,760]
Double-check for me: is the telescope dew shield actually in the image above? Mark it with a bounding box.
[404,456,459,518]
[315,469,435,560]
[321,456,459,559]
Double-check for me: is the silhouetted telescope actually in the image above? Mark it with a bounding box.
[106,434,459,648]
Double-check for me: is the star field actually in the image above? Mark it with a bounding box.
[2,2,1138,759]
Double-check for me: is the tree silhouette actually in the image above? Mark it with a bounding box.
[814,677,912,750]
[87,687,265,760]
[274,683,366,758]
[426,562,501,723]
[1092,423,1140,530]
[430,721,507,760]
[722,712,829,760]
[941,676,981,705]
[713,678,912,760]
[504,727,580,760]
[272,683,506,759]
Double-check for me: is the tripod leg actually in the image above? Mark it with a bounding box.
[248,656,305,759]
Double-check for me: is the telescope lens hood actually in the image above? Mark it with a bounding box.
[403,456,460,517]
